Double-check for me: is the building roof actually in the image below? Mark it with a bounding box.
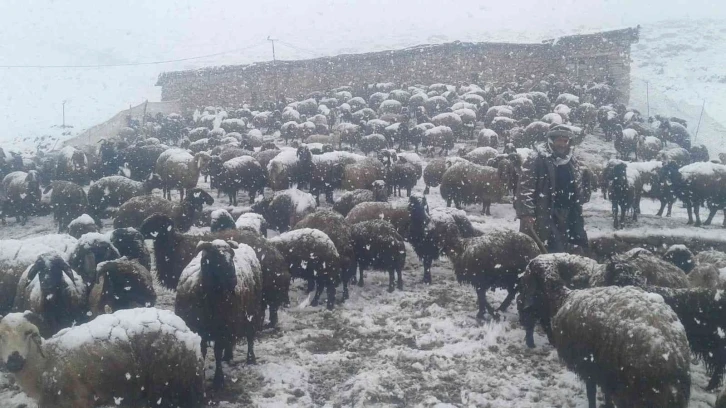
[156,26,640,87]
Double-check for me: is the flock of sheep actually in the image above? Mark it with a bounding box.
[0,75,725,407]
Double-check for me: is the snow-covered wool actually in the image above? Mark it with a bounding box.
[281,121,300,144]
[47,180,88,233]
[603,259,726,391]
[378,99,402,115]
[422,125,455,156]
[216,156,266,206]
[67,232,121,288]
[553,103,571,123]
[266,147,304,190]
[66,214,99,239]
[269,228,340,310]
[108,227,151,271]
[696,250,726,269]
[483,105,513,127]
[670,161,726,226]
[188,126,210,142]
[231,230,290,328]
[87,174,163,221]
[113,187,214,232]
[422,156,468,194]
[446,229,540,320]
[345,201,410,238]
[155,148,207,202]
[220,118,247,134]
[508,97,536,120]
[463,146,498,166]
[440,159,514,215]
[612,248,690,288]
[0,308,204,408]
[235,212,269,236]
[294,209,356,300]
[210,208,236,232]
[554,93,580,108]
[89,257,155,317]
[332,183,388,217]
[309,151,365,204]
[657,146,692,167]
[176,240,263,389]
[341,157,387,192]
[451,102,478,112]
[55,146,89,185]
[431,112,463,133]
[477,128,499,148]
[12,253,87,337]
[637,135,663,161]
[359,134,388,156]
[424,96,449,115]
[350,220,406,292]
[540,112,564,126]
[251,188,316,232]
[614,125,639,160]
[0,170,41,225]
[0,238,69,314]
[518,260,690,407]
[253,148,281,170]
[385,160,419,197]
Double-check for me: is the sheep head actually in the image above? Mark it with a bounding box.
[139,213,176,240]
[144,173,164,192]
[603,257,647,287]
[0,312,45,373]
[196,240,238,289]
[188,188,214,206]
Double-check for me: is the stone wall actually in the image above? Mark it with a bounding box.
[158,27,639,111]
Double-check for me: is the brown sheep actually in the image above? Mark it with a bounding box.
[440,158,513,215]
[422,156,469,195]
[341,157,386,191]
[332,181,388,216]
[345,201,410,238]
[113,187,214,232]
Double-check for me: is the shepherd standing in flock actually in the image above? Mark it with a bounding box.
[517,124,589,254]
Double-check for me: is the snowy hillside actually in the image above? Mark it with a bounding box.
[630,19,726,157]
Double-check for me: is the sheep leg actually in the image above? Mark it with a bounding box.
[325,280,335,310]
[396,269,403,291]
[475,285,499,321]
[703,206,718,226]
[694,202,702,226]
[179,188,185,202]
[246,328,257,364]
[685,201,694,225]
[656,200,666,216]
[706,364,724,391]
[306,278,316,293]
[612,201,619,229]
[341,277,349,302]
[483,201,492,216]
[357,267,365,287]
[406,187,411,197]
[212,341,225,389]
[387,270,396,292]
[620,203,627,227]
[585,378,597,408]
[422,257,433,284]
[497,288,517,312]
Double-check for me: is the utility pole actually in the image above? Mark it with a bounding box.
[62,100,67,128]
[268,36,279,104]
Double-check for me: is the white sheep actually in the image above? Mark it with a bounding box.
[0,308,204,408]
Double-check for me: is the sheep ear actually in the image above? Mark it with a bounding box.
[22,311,44,329]
[226,240,239,249]
[196,241,214,254]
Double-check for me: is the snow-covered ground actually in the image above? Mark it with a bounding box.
[0,133,723,407]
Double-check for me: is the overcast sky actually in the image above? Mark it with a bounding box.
[0,0,723,149]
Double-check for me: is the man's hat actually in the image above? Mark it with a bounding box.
[547,124,575,141]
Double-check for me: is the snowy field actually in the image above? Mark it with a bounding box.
[0,133,724,407]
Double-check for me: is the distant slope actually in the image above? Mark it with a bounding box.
[631,19,726,156]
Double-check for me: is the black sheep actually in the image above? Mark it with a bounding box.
[608,162,633,229]
[109,227,151,271]
[350,220,406,292]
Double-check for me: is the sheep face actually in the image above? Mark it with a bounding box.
[0,312,44,373]
[197,240,238,289]
[139,213,176,239]
[187,188,214,209]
